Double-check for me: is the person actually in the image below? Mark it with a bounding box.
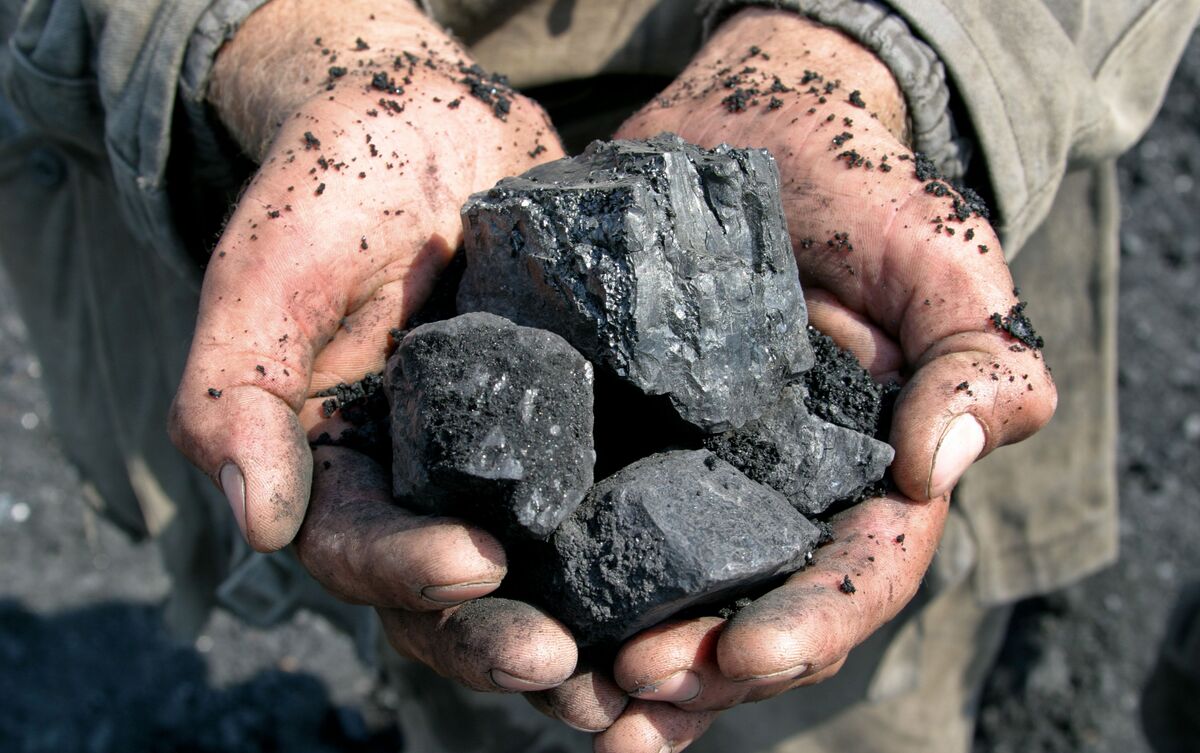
[1,1,1196,751]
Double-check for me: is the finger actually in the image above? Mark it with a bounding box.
[593,700,717,753]
[295,446,506,610]
[716,491,948,685]
[378,597,577,693]
[742,655,848,703]
[614,617,856,712]
[169,377,312,553]
[889,336,1056,500]
[804,288,904,381]
[614,618,746,712]
[527,662,629,733]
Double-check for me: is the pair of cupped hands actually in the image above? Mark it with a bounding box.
[168,2,1055,750]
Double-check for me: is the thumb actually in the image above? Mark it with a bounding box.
[169,210,345,552]
[170,377,313,553]
[888,328,1057,501]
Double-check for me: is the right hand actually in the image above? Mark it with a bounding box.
[168,0,577,694]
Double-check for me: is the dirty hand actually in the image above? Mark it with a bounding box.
[168,0,576,694]
[528,9,1058,750]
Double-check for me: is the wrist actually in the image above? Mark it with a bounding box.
[707,8,908,143]
[209,0,454,160]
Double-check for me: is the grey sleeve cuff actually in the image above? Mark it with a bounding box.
[177,0,274,173]
[180,0,273,107]
[700,0,970,181]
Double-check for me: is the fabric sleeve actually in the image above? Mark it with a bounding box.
[703,0,1200,255]
[1,0,271,280]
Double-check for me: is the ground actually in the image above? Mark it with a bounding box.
[2,32,1198,753]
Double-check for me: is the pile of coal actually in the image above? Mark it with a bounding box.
[457,135,812,433]
[385,135,894,645]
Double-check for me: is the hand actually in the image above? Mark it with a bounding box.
[529,9,1058,750]
[168,0,576,695]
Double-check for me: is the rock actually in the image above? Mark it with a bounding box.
[531,450,821,645]
[457,134,813,433]
[386,312,595,539]
[705,383,894,515]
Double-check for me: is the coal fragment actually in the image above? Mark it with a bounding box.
[704,383,893,515]
[990,302,1045,350]
[531,450,820,645]
[458,134,813,433]
[386,313,595,539]
[310,372,391,465]
[913,152,939,181]
[802,327,885,437]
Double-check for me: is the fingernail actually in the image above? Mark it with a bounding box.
[421,581,501,604]
[733,662,810,686]
[489,669,560,692]
[562,720,609,734]
[630,669,702,702]
[657,745,674,753]
[927,414,986,499]
[219,463,247,538]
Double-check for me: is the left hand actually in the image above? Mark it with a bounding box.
[527,9,1057,751]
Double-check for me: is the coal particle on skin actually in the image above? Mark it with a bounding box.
[386,312,595,540]
[704,383,894,515]
[990,302,1045,350]
[722,88,758,112]
[457,63,514,121]
[913,152,939,181]
[528,450,821,645]
[718,597,754,620]
[840,575,857,594]
[458,134,814,434]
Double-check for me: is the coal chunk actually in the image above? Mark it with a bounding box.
[386,312,595,539]
[457,134,813,433]
[705,383,894,515]
[532,450,820,645]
